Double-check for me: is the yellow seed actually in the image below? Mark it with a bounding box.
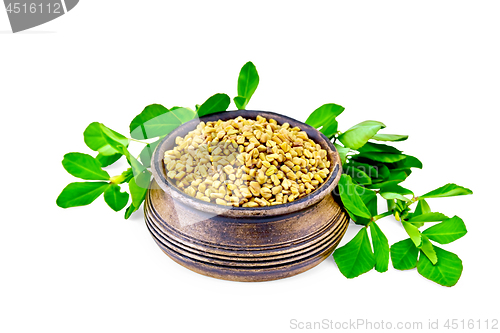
[262,160,271,168]
[272,185,283,195]
[270,174,280,186]
[185,186,196,197]
[216,198,227,205]
[314,174,324,183]
[166,160,176,171]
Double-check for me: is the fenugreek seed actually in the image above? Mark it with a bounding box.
[305,182,315,190]
[271,174,280,186]
[260,187,272,199]
[301,174,311,182]
[223,165,235,174]
[185,186,196,197]
[314,174,324,183]
[262,160,271,168]
[210,192,224,199]
[272,185,283,195]
[280,165,291,173]
[216,198,227,205]
[250,181,261,192]
[265,166,277,176]
[165,116,331,207]
[240,188,253,198]
[166,160,176,171]
[245,142,255,152]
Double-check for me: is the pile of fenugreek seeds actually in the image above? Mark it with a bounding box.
[163,115,331,207]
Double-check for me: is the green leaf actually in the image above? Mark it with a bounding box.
[390,238,419,270]
[56,182,109,208]
[389,154,422,169]
[410,199,431,227]
[333,228,375,278]
[344,165,372,185]
[104,184,129,212]
[355,185,378,216]
[96,153,122,168]
[127,154,148,180]
[130,171,151,205]
[380,184,413,195]
[338,174,372,219]
[348,161,380,179]
[370,222,389,273]
[420,235,438,265]
[417,246,463,287]
[124,204,139,219]
[379,184,413,202]
[380,192,410,202]
[356,152,407,163]
[371,134,408,142]
[305,103,345,138]
[414,198,431,216]
[372,163,391,181]
[334,144,350,165]
[62,153,110,180]
[233,97,246,109]
[84,122,129,156]
[338,120,386,150]
[406,212,449,223]
[234,61,259,109]
[357,142,401,154]
[365,170,409,189]
[130,104,195,140]
[402,221,422,247]
[420,183,473,199]
[422,216,467,244]
[197,93,231,117]
[140,139,161,168]
[124,171,151,219]
[169,106,196,123]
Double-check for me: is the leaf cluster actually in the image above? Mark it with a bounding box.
[57,62,259,218]
[306,105,472,286]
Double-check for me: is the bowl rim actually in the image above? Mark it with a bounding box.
[151,110,342,217]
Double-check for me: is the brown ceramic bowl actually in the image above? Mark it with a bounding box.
[147,110,349,282]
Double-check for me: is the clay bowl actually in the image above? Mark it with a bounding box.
[147,110,349,282]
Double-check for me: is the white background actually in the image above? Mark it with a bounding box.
[1,1,499,332]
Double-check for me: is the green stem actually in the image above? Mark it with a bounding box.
[129,138,149,145]
[373,210,394,222]
[110,174,126,184]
